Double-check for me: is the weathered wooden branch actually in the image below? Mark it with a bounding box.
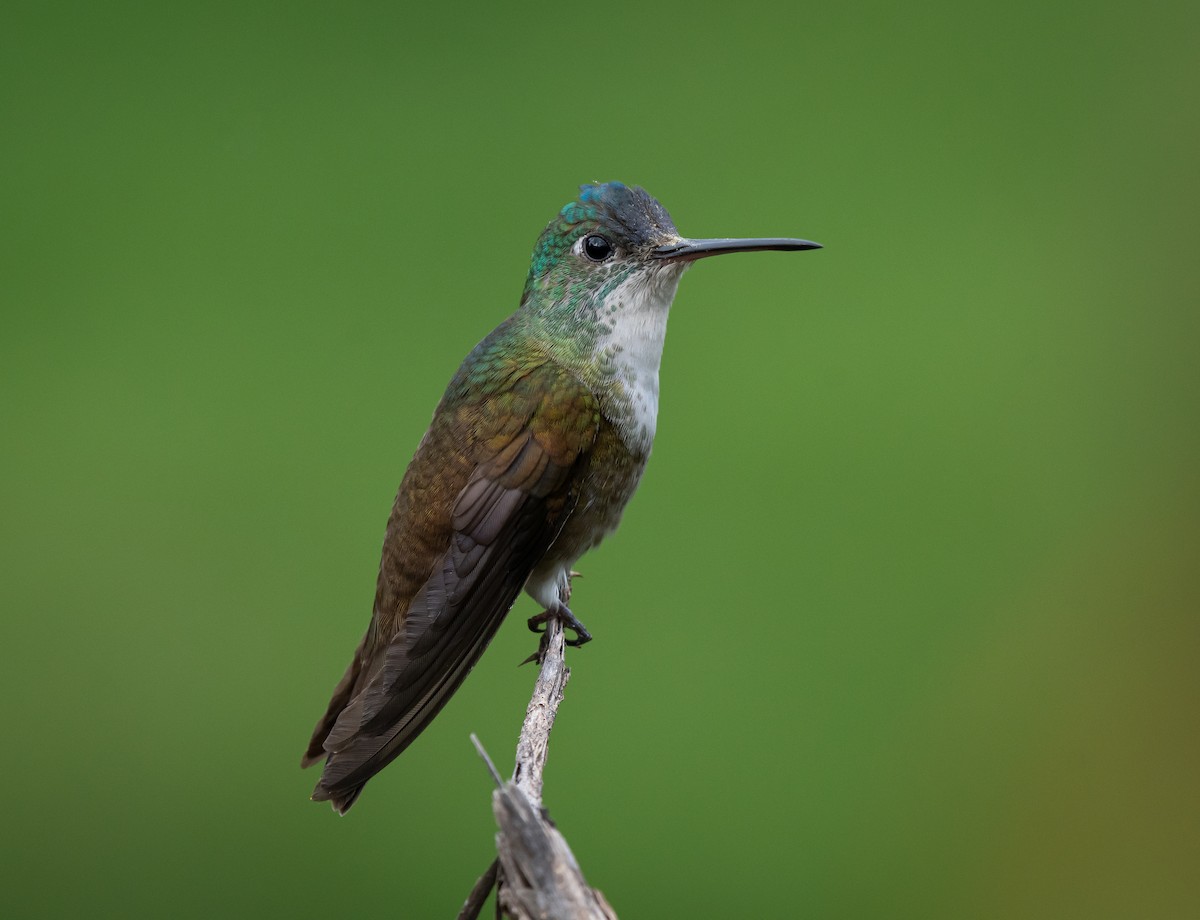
[456,619,616,920]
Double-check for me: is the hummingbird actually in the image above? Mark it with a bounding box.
[303,182,820,813]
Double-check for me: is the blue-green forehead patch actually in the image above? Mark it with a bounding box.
[564,182,678,243]
[558,200,598,225]
[578,181,626,206]
[526,182,679,286]
[556,182,628,225]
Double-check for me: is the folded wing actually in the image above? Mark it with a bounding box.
[304,361,599,813]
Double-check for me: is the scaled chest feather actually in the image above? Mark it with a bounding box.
[589,263,683,456]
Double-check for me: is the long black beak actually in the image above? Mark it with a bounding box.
[652,237,822,263]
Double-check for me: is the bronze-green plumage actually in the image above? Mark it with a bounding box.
[303,182,820,813]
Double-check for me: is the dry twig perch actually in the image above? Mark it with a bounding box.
[457,618,616,920]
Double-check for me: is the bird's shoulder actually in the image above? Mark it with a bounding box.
[438,331,602,466]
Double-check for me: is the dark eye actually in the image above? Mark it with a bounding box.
[582,234,613,262]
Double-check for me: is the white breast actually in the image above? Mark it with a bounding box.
[594,264,685,454]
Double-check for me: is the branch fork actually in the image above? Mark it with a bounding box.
[457,619,616,920]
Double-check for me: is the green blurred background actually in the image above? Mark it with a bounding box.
[3,1,1197,917]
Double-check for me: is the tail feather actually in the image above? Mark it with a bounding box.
[311,773,364,815]
[301,634,368,768]
[305,560,521,813]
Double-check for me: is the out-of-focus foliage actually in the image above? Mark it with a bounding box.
[2,2,1196,917]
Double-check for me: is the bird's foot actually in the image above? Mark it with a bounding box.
[527,602,593,648]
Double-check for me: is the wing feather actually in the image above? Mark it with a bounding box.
[305,361,599,812]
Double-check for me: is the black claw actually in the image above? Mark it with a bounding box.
[525,603,593,654]
[564,620,592,648]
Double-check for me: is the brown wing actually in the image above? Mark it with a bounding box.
[304,360,599,813]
